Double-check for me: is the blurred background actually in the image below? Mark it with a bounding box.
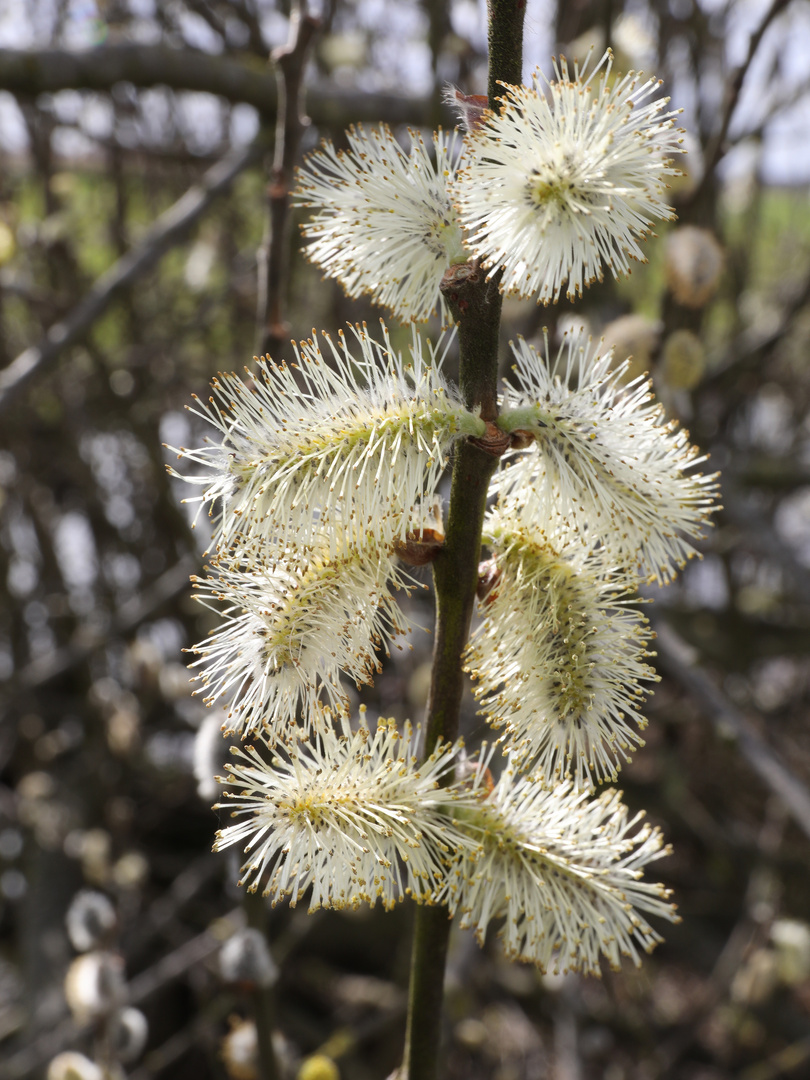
[2,1,810,1078]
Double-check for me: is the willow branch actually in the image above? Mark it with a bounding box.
[1,910,244,1080]
[401,6,525,1079]
[10,554,198,692]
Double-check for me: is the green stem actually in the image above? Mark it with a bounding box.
[402,441,495,1080]
[487,0,525,107]
[401,7,525,1075]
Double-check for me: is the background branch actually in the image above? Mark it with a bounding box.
[654,622,810,843]
[686,0,792,207]
[0,44,432,127]
[0,138,265,414]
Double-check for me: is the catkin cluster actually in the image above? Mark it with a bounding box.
[171,50,719,976]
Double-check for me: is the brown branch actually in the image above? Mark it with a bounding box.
[0,44,432,127]
[736,74,810,143]
[251,13,319,1078]
[0,138,265,415]
[650,801,786,1078]
[181,0,230,49]
[127,914,242,1002]
[256,4,320,357]
[226,0,270,57]
[721,491,810,608]
[127,997,235,1080]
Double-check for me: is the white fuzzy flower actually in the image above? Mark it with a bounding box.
[169,323,484,556]
[295,126,467,322]
[495,332,719,583]
[443,765,678,975]
[214,710,466,910]
[189,534,418,739]
[466,503,657,787]
[452,49,684,303]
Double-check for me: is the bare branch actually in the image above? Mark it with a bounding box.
[0,910,244,1080]
[128,912,243,1003]
[0,44,277,114]
[226,0,270,56]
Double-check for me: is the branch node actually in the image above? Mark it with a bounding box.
[469,420,511,457]
[393,528,445,567]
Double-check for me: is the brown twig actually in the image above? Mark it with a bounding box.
[0,45,280,115]
[401,6,525,1078]
[650,800,786,1078]
[255,4,319,358]
[9,553,199,692]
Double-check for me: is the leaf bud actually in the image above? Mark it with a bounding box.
[219,927,279,991]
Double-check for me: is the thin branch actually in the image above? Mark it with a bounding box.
[654,621,810,842]
[739,1035,810,1080]
[735,74,810,143]
[226,0,270,56]
[702,270,810,391]
[128,913,243,1002]
[181,0,229,48]
[127,997,235,1080]
[256,4,319,357]
[722,492,810,608]
[128,854,224,955]
[650,801,786,1078]
[0,44,278,114]
[553,980,583,1080]
[252,11,319,1076]
[242,891,281,1080]
[0,139,265,415]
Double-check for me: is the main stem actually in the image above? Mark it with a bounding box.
[401,6,524,1077]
